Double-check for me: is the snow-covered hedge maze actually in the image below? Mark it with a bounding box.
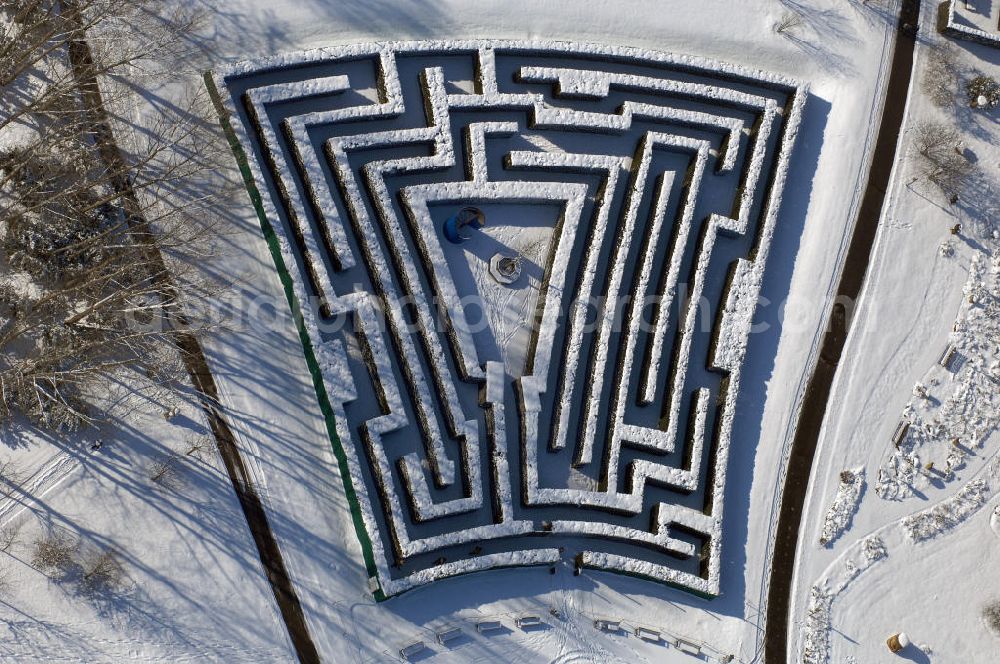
[211,41,806,598]
[940,0,1000,48]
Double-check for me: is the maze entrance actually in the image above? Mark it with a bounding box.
[211,41,806,598]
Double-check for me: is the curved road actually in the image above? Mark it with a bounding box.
[763,0,922,662]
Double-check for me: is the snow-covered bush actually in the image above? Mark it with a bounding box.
[79,549,124,597]
[819,468,865,546]
[30,532,124,598]
[31,534,78,577]
[901,479,990,542]
[984,601,1000,634]
[966,74,1000,109]
[922,43,959,108]
[802,585,833,664]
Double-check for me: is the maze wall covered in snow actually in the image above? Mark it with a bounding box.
[211,41,806,598]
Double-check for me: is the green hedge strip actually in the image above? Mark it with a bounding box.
[203,72,386,601]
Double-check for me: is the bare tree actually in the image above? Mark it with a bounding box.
[0,0,225,431]
[910,121,975,199]
[184,434,212,462]
[774,11,805,34]
[1,104,221,430]
[147,454,181,488]
[0,461,23,498]
[912,121,961,159]
[0,0,201,135]
[0,0,202,75]
[0,524,19,553]
[922,43,959,109]
[79,547,122,595]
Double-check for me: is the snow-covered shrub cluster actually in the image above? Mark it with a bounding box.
[966,74,1000,109]
[31,533,125,599]
[901,478,991,542]
[818,468,865,546]
[800,535,887,664]
[878,254,1000,501]
[215,40,806,597]
[802,585,834,664]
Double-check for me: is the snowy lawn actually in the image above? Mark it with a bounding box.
[2,0,926,662]
[790,0,1000,661]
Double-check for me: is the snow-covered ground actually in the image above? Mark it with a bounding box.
[790,1,1000,661]
[0,8,294,663]
[0,390,295,662]
[179,1,904,662]
[8,0,987,662]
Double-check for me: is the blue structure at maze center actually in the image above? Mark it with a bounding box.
[443,206,486,244]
